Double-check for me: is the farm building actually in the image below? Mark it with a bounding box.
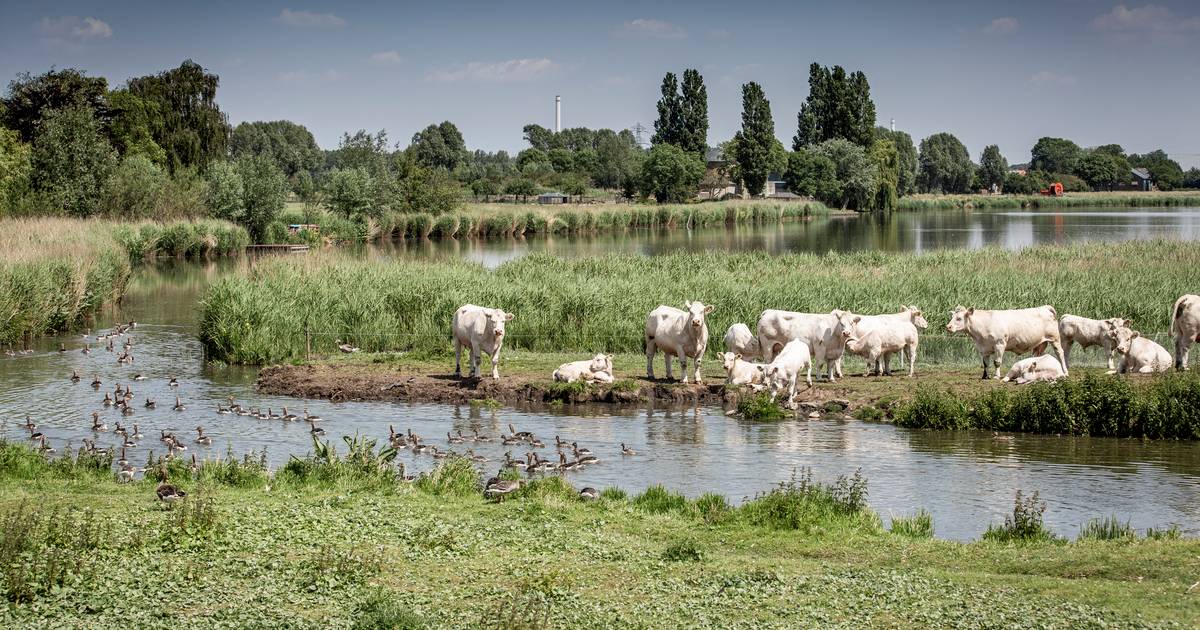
[537,192,570,204]
[700,148,798,200]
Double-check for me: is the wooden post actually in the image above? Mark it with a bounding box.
[305,321,311,361]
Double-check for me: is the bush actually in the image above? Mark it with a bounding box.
[893,388,969,430]
[982,490,1058,543]
[737,392,787,422]
[353,590,428,630]
[632,484,690,515]
[738,468,876,533]
[661,539,705,562]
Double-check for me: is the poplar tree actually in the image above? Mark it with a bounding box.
[733,82,775,197]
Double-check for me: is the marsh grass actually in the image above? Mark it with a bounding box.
[736,392,788,421]
[890,510,935,538]
[413,457,480,498]
[1145,525,1181,540]
[280,435,398,487]
[632,484,691,515]
[738,468,878,534]
[1077,515,1135,542]
[897,191,1200,211]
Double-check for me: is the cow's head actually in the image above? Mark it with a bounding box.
[767,365,790,396]
[684,301,714,329]
[832,310,859,341]
[721,352,741,371]
[1105,321,1138,354]
[906,305,929,329]
[590,353,613,373]
[946,306,972,333]
[486,309,515,339]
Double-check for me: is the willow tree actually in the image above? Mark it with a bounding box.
[126,60,230,172]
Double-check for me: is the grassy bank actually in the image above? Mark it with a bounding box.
[1,441,1196,628]
[200,240,1198,365]
[897,191,1200,211]
[276,199,831,243]
[0,218,248,345]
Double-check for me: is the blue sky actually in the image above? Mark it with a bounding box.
[2,1,1198,167]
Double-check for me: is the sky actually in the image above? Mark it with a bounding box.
[1,1,1198,168]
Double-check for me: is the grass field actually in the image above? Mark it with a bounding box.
[1,441,1196,628]
[896,190,1200,211]
[199,240,1198,365]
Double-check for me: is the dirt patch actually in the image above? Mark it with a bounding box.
[256,362,858,411]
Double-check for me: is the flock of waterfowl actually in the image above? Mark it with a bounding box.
[12,321,638,506]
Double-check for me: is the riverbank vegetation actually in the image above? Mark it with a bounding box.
[200,240,1197,365]
[896,190,1200,211]
[0,440,1196,627]
[0,217,247,345]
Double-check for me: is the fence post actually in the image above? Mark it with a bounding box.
[305,321,311,361]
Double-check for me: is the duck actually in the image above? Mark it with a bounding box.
[621,443,637,456]
[156,482,187,506]
[447,431,465,444]
[572,442,593,457]
[194,427,212,446]
[309,421,326,436]
[144,397,156,409]
[91,374,102,388]
[484,479,523,502]
[91,412,108,432]
[579,487,600,501]
[172,397,185,412]
[70,370,81,383]
[168,377,179,387]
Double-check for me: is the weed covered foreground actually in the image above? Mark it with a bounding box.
[1,441,1198,628]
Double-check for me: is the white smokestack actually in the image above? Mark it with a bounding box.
[555,95,561,133]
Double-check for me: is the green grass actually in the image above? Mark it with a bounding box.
[897,190,1200,211]
[736,392,788,421]
[199,240,1199,365]
[890,510,935,539]
[1079,516,1136,542]
[1,440,1198,627]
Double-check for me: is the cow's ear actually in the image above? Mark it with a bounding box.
[853,316,862,324]
[1105,321,1116,330]
[756,365,765,372]
[704,304,714,314]
[1123,319,1132,327]
[966,307,975,316]
[504,312,515,321]
[954,305,965,312]
[735,353,742,360]
[1132,331,1140,339]
[684,300,692,308]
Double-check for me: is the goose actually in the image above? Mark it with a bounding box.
[114,422,126,435]
[267,408,281,420]
[81,344,91,355]
[4,346,14,357]
[508,423,534,440]
[406,428,422,443]
[105,339,114,352]
[58,342,66,353]
[38,436,56,454]
[502,451,522,469]
[303,409,322,422]
[336,340,360,354]
[168,377,179,387]
[529,437,546,448]
[991,432,1014,442]
[102,393,114,407]
[484,479,523,502]
[473,430,494,442]
[621,443,637,456]
[412,442,430,454]
[122,434,137,448]
[91,375,102,388]
[172,397,185,412]
[160,430,173,444]
[501,433,523,446]
[536,456,558,472]
[572,442,593,457]
[523,454,539,475]
[189,454,199,474]
[70,370,81,383]
[131,424,144,439]
[117,448,129,467]
[91,412,108,432]
[156,482,187,505]
[114,383,125,396]
[132,374,146,381]
[23,416,37,431]
[447,431,465,444]
[577,453,599,467]
[309,421,326,436]
[117,464,141,483]
[236,407,252,417]
[28,426,44,441]
[120,403,134,417]
[397,462,417,483]
[194,427,212,446]
[579,487,600,501]
[468,449,488,464]
[144,397,156,409]
[558,452,580,471]
[430,446,449,460]
[281,407,297,421]
[216,405,231,415]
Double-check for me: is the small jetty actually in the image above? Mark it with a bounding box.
[246,244,310,254]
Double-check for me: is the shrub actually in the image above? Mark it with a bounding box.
[661,539,705,562]
[353,590,428,630]
[737,392,787,422]
[738,468,877,533]
[633,484,690,515]
[983,490,1058,543]
[894,388,969,430]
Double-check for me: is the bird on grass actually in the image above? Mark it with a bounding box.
[579,487,599,501]
[156,482,187,506]
[484,478,523,502]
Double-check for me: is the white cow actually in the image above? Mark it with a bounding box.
[1058,314,1129,372]
[1107,325,1172,374]
[721,352,767,386]
[1001,355,1066,384]
[723,323,761,360]
[645,301,713,384]
[1172,294,1200,370]
[765,339,813,408]
[756,309,857,382]
[453,304,514,380]
[945,305,1066,380]
[553,354,615,383]
[844,306,928,376]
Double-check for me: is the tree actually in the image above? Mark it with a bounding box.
[517,148,549,172]
[547,148,574,173]
[504,177,537,201]
[978,145,1008,191]
[592,129,640,189]
[470,177,499,200]
[229,120,322,178]
[1183,167,1200,189]
[101,155,166,219]
[870,139,899,210]
[410,121,466,171]
[205,161,245,223]
[678,69,708,155]
[875,127,917,196]
[237,155,287,240]
[106,90,166,165]
[917,133,974,194]
[732,82,776,197]
[126,60,230,172]
[784,149,840,203]
[1129,150,1184,190]
[810,139,876,210]
[1,68,109,144]
[639,143,704,203]
[794,64,876,149]
[0,126,32,213]
[331,129,389,174]
[325,168,374,218]
[651,72,682,149]
[1076,151,1126,191]
[31,105,117,217]
[1029,137,1082,175]
[521,124,557,152]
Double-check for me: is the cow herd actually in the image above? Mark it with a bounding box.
[451,294,1200,408]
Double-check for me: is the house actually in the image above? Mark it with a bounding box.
[699,148,799,199]
[537,192,570,204]
[1131,167,1154,192]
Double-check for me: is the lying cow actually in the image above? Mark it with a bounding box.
[1001,355,1066,384]
[766,339,813,408]
[946,305,1066,380]
[1059,314,1129,372]
[844,306,927,376]
[1107,325,1172,374]
[645,301,713,384]
[723,323,761,360]
[1172,294,1200,370]
[721,352,767,386]
[453,304,514,380]
[756,309,857,382]
[553,354,615,383]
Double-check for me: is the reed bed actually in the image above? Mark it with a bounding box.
[897,191,1200,211]
[199,240,1199,365]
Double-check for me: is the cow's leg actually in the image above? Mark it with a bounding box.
[991,344,1006,379]
[805,361,813,387]
[490,344,502,380]
[1050,339,1068,376]
[835,356,845,379]
[907,342,918,378]
[664,349,675,381]
[1062,342,1072,373]
[454,339,463,377]
[787,374,797,408]
[694,352,704,385]
[676,345,689,383]
[980,352,992,380]
[1176,336,1191,371]
[645,338,657,380]
[470,342,481,378]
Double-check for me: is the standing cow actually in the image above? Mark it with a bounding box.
[453,304,515,380]
[645,301,714,384]
[945,305,1066,380]
[756,309,857,382]
[1058,314,1129,372]
[844,306,928,376]
[1172,294,1200,370]
[723,323,761,359]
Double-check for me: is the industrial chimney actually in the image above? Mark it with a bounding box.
[555,95,561,133]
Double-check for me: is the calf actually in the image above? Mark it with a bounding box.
[453,304,514,380]
[723,323,761,360]
[1107,325,1172,374]
[1058,314,1129,372]
[765,339,813,408]
[721,352,767,386]
[553,354,615,383]
[845,306,927,376]
[756,309,857,382]
[645,301,713,384]
[1172,294,1200,370]
[1001,355,1066,384]
[945,305,1066,380]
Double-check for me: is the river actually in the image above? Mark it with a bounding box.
[3,206,1199,541]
